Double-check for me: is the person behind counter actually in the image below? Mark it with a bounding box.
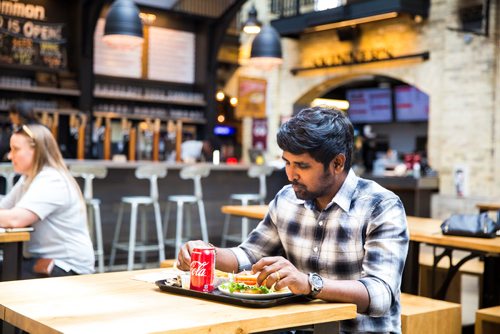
[9,101,40,127]
[0,124,95,279]
[177,106,409,333]
[0,101,40,162]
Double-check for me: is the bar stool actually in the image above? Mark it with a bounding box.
[109,165,167,271]
[70,164,107,273]
[221,165,274,246]
[0,164,17,196]
[163,165,210,256]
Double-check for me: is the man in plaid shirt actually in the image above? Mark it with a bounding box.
[178,106,409,333]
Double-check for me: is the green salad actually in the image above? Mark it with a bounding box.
[221,281,271,294]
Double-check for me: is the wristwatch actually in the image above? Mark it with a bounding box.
[307,272,323,298]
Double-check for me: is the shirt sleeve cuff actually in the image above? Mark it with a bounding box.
[229,247,252,272]
[358,277,391,317]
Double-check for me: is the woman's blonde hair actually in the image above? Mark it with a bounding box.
[16,124,84,205]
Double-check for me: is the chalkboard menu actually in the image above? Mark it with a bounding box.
[0,14,67,69]
[147,26,195,84]
[93,18,142,78]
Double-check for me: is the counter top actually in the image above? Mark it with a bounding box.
[362,174,439,189]
[63,160,282,171]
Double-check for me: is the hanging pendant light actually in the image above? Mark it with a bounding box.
[249,24,283,68]
[103,0,143,49]
[242,5,262,35]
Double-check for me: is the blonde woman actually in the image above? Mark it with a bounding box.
[0,124,94,278]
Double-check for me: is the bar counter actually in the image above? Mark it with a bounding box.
[362,174,439,217]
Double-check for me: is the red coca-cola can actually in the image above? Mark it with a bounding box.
[190,247,215,292]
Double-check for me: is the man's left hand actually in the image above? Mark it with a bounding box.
[251,256,310,295]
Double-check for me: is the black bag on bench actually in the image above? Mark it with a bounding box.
[441,212,499,238]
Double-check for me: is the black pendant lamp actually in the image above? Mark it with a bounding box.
[249,24,283,68]
[242,5,262,34]
[103,0,143,48]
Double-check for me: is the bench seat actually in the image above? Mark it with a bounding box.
[401,293,461,334]
[475,306,500,334]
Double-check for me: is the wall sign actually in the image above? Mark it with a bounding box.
[93,19,195,83]
[252,118,267,150]
[147,26,195,84]
[236,77,266,119]
[0,4,67,69]
[346,87,392,123]
[93,18,142,78]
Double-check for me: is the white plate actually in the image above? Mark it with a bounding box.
[217,284,293,300]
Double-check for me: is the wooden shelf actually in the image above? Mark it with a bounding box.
[0,62,70,74]
[0,107,80,115]
[93,92,206,106]
[93,111,206,124]
[94,74,202,89]
[34,108,81,115]
[0,84,80,96]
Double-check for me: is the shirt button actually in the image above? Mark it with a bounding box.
[318,221,324,226]
[313,247,318,253]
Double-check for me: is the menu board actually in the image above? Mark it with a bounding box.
[346,87,392,123]
[395,86,429,122]
[236,77,267,119]
[147,26,195,83]
[93,18,142,78]
[0,15,67,69]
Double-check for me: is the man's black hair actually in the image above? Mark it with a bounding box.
[277,106,354,171]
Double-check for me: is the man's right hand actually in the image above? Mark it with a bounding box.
[176,240,211,271]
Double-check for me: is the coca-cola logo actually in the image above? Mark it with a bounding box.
[190,261,208,277]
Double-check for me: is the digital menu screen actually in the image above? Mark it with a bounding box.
[395,86,429,122]
[346,87,392,123]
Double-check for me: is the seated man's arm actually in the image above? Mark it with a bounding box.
[357,198,409,316]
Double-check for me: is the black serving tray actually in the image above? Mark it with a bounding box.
[155,279,309,308]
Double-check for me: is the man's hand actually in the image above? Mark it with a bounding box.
[176,240,211,271]
[251,256,310,295]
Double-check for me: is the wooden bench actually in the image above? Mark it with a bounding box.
[419,252,483,303]
[401,293,461,334]
[475,306,500,334]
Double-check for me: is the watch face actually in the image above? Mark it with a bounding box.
[309,273,323,292]
[312,275,322,287]
[312,274,322,288]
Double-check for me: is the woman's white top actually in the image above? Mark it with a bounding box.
[0,166,95,274]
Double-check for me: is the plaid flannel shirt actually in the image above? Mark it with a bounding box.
[230,169,409,333]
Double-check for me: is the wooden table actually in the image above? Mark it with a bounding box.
[220,205,500,308]
[221,205,268,220]
[0,232,30,281]
[0,268,357,334]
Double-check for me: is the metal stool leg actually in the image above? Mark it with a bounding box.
[109,202,125,268]
[127,203,138,271]
[92,201,105,273]
[186,203,192,239]
[153,201,165,262]
[241,198,249,242]
[175,202,184,257]
[221,210,231,247]
[197,199,208,243]
[163,202,171,239]
[140,205,147,268]
[87,204,95,240]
